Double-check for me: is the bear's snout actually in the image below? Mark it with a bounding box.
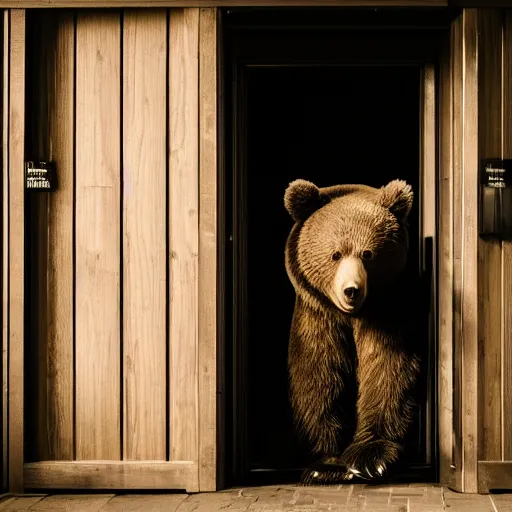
[330,257,367,314]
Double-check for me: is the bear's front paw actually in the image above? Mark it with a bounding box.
[341,439,401,480]
[299,459,354,486]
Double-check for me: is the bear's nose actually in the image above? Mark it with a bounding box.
[344,286,360,301]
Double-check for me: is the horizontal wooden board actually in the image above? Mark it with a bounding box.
[24,461,198,491]
[478,461,512,494]
[0,0,449,7]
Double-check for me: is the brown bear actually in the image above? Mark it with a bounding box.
[284,178,420,485]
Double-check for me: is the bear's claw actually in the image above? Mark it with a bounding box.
[341,439,398,480]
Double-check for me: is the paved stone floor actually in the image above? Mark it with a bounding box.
[0,484,511,511]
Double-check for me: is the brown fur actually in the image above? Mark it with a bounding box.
[284,179,420,484]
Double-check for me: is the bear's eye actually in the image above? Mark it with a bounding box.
[332,251,342,261]
[362,250,373,260]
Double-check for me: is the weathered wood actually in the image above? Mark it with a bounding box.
[169,7,199,464]
[47,11,75,461]
[451,11,464,493]
[461,8,479,494]
[198,7,217,492]
[503,10,512,463]
[477,9,503,464]
[123,8,167,462]
[438,30,454,487]
[7,8,25,493]
[1,10,7,492]
[421,64,436,245]
[478,461,512,494]
[24,461,197,490]
[75,11,121,461]
[0,0,450,8]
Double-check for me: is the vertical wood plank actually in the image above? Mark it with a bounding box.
[438,31,454,487]
[451,12,464,493]
[502,10,512,462]
[2,9,9,490]
[75,11,121,461]
[169,7,199,465]
[461,8,479,494]
[47,12,75,461]
[198,7,217,491]
[8,8,25,492]
[123,9,167,462]
[477,8,503,464]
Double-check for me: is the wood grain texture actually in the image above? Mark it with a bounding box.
[2,10,8,491]
[438,32,454,487]
[450,12,464,493]
[0,0,450,7]
[47,11,75,461]
[198,7,217,491]
[420,64,436,466]
[75,11,121,461]
[421,64,436,243]
[461,8,479,494]
[8,9,25,493]
[24,461,197,491]
[169,7,199,464]
[123,8,167,462]
[478,461,512,493]
[503,10,512,462]
[477,8,503,464]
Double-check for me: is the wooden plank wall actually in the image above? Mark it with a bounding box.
[440,7,512,493]
[22,7,217,492]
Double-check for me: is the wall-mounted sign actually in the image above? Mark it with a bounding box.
[480,158,512,240]
[25,161,56,191]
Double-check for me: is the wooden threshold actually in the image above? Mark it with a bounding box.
[24,461,199,492]
[478,461,512,494]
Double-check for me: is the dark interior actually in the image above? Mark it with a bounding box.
[223,7,459,486]
[246,65,425,471]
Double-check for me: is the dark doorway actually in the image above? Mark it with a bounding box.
[246,64,422,471]
[223,7,457,487]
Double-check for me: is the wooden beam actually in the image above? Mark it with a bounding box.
[5,9,25,494]
[24,461,197,491]
[461,8,479,494]
[198,6,217,492]
[0,0,449,8]
[438,30,454,488]
[477,8,503,465]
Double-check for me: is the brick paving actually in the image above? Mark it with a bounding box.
[0,484,510,511]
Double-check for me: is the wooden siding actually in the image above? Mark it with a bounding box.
[439,7,512,493]
[22,7,217,492]
[2,9,25,493]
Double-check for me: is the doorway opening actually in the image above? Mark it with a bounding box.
[222,6,459,487]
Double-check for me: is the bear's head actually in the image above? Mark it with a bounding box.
[284,179,413,314]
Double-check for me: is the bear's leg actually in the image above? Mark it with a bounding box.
[339,319,420,480]
[288,301,357,485]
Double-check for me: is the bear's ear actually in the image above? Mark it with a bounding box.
[284,179,326,222]
[379,179,414,223]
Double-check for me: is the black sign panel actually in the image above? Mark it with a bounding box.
[480,159,512,239]
[25,161,56,191]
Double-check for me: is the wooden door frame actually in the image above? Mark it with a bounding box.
[223,8,447,487]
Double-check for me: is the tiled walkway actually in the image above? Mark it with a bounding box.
[0,484,511,511]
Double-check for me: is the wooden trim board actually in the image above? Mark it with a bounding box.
[5,9,25,494]
[0,1,450,8]
[478,461,512,494]
[24,461,197,491]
